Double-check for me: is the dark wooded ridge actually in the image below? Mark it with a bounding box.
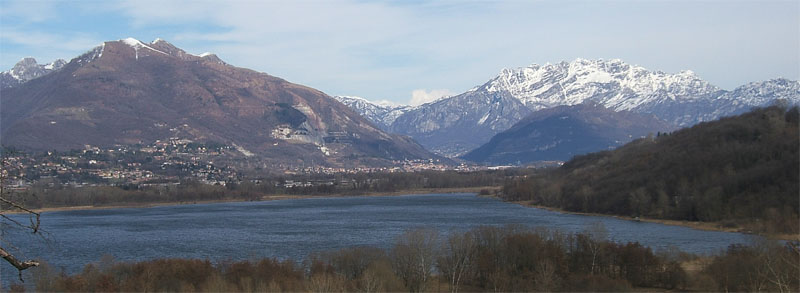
[502,106,800,234]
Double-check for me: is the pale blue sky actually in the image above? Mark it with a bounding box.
[1,0,798,105]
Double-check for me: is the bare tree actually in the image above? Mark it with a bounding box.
[357,266,382,293]
[390,228,439,292]
[584,222,608,275]
[0,150,42,282]
[437,230,476,293]
[534,259,558,291]
[755,239,800,293]
[307,272,345,293]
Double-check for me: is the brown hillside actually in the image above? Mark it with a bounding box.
[0,39,435,166]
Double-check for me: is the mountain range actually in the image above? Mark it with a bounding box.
[461,102,674,164]
[0,38,436,167]
[339,59,800,158]
[1,57,67,89]
[4,42,798,166]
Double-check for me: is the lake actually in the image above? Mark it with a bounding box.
[2,193,753,283]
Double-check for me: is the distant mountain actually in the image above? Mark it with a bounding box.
[482,59,723,125]
[331,95,412,130]
[0,38,436,167]
[461,102,674,164]
[501,105,799,234]
[338,59,799,157]
[1,57,66,88]
[697,78,800,123]
[389,90,532,156]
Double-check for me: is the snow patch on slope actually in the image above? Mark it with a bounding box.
[1,57,67,88]
[484,58,721,113]
[332,95,413,130]
[120,37,169,59]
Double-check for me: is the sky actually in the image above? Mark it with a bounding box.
[1,0,798,106]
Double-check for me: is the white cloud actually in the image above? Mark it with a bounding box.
[1,0,797,101]
[410,89,452,106]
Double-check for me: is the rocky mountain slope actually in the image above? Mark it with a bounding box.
[483,59,723,125]
[460,102,674,164]
[389,90,532,156]
[1,57,66,88]
[331,95,412,130]
[0,38,436,167]
[341,59,799,157]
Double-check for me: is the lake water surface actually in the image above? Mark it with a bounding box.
[2,193,753,282]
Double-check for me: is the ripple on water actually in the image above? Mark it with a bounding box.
[3,193,753,281]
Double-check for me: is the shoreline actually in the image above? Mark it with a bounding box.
[509,199,799,241]
[7,186,793,241]
[3,186,499,214]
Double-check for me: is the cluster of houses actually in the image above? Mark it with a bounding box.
[2,139,496,191]
[1,138,237,189]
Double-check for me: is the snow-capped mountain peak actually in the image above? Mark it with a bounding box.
[4,38,230,88]
[332,95,413,130]
[120,37,169,59]
[483,58,721,114]
[44,59,67,70]
[1,57,67,88]
[344,58,798,157]
[333,95,410,110]
[69,38,225,66]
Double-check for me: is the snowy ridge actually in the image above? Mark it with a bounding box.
[1,57,66,88]
[359,58,799,156]
[692,78,800,123]
[473,58,799,126]
[76,43,104,64]
[484,58,720,112]
[718,78,800,105]
[77,38,224,65]
[121,37,169,60]
[4,38,229,89]
[331,95,413,130]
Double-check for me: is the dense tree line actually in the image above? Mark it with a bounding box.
[3,169,526,209]
[15,225,797,292]
[502,106,800,234]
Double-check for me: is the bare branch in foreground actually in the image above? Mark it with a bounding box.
[0,246,39,282]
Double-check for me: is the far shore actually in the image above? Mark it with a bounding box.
[5,186,794,242]
[3,186,500,214]
[509,200,799,241]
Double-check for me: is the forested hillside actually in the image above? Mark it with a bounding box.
[502,105,799,234]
